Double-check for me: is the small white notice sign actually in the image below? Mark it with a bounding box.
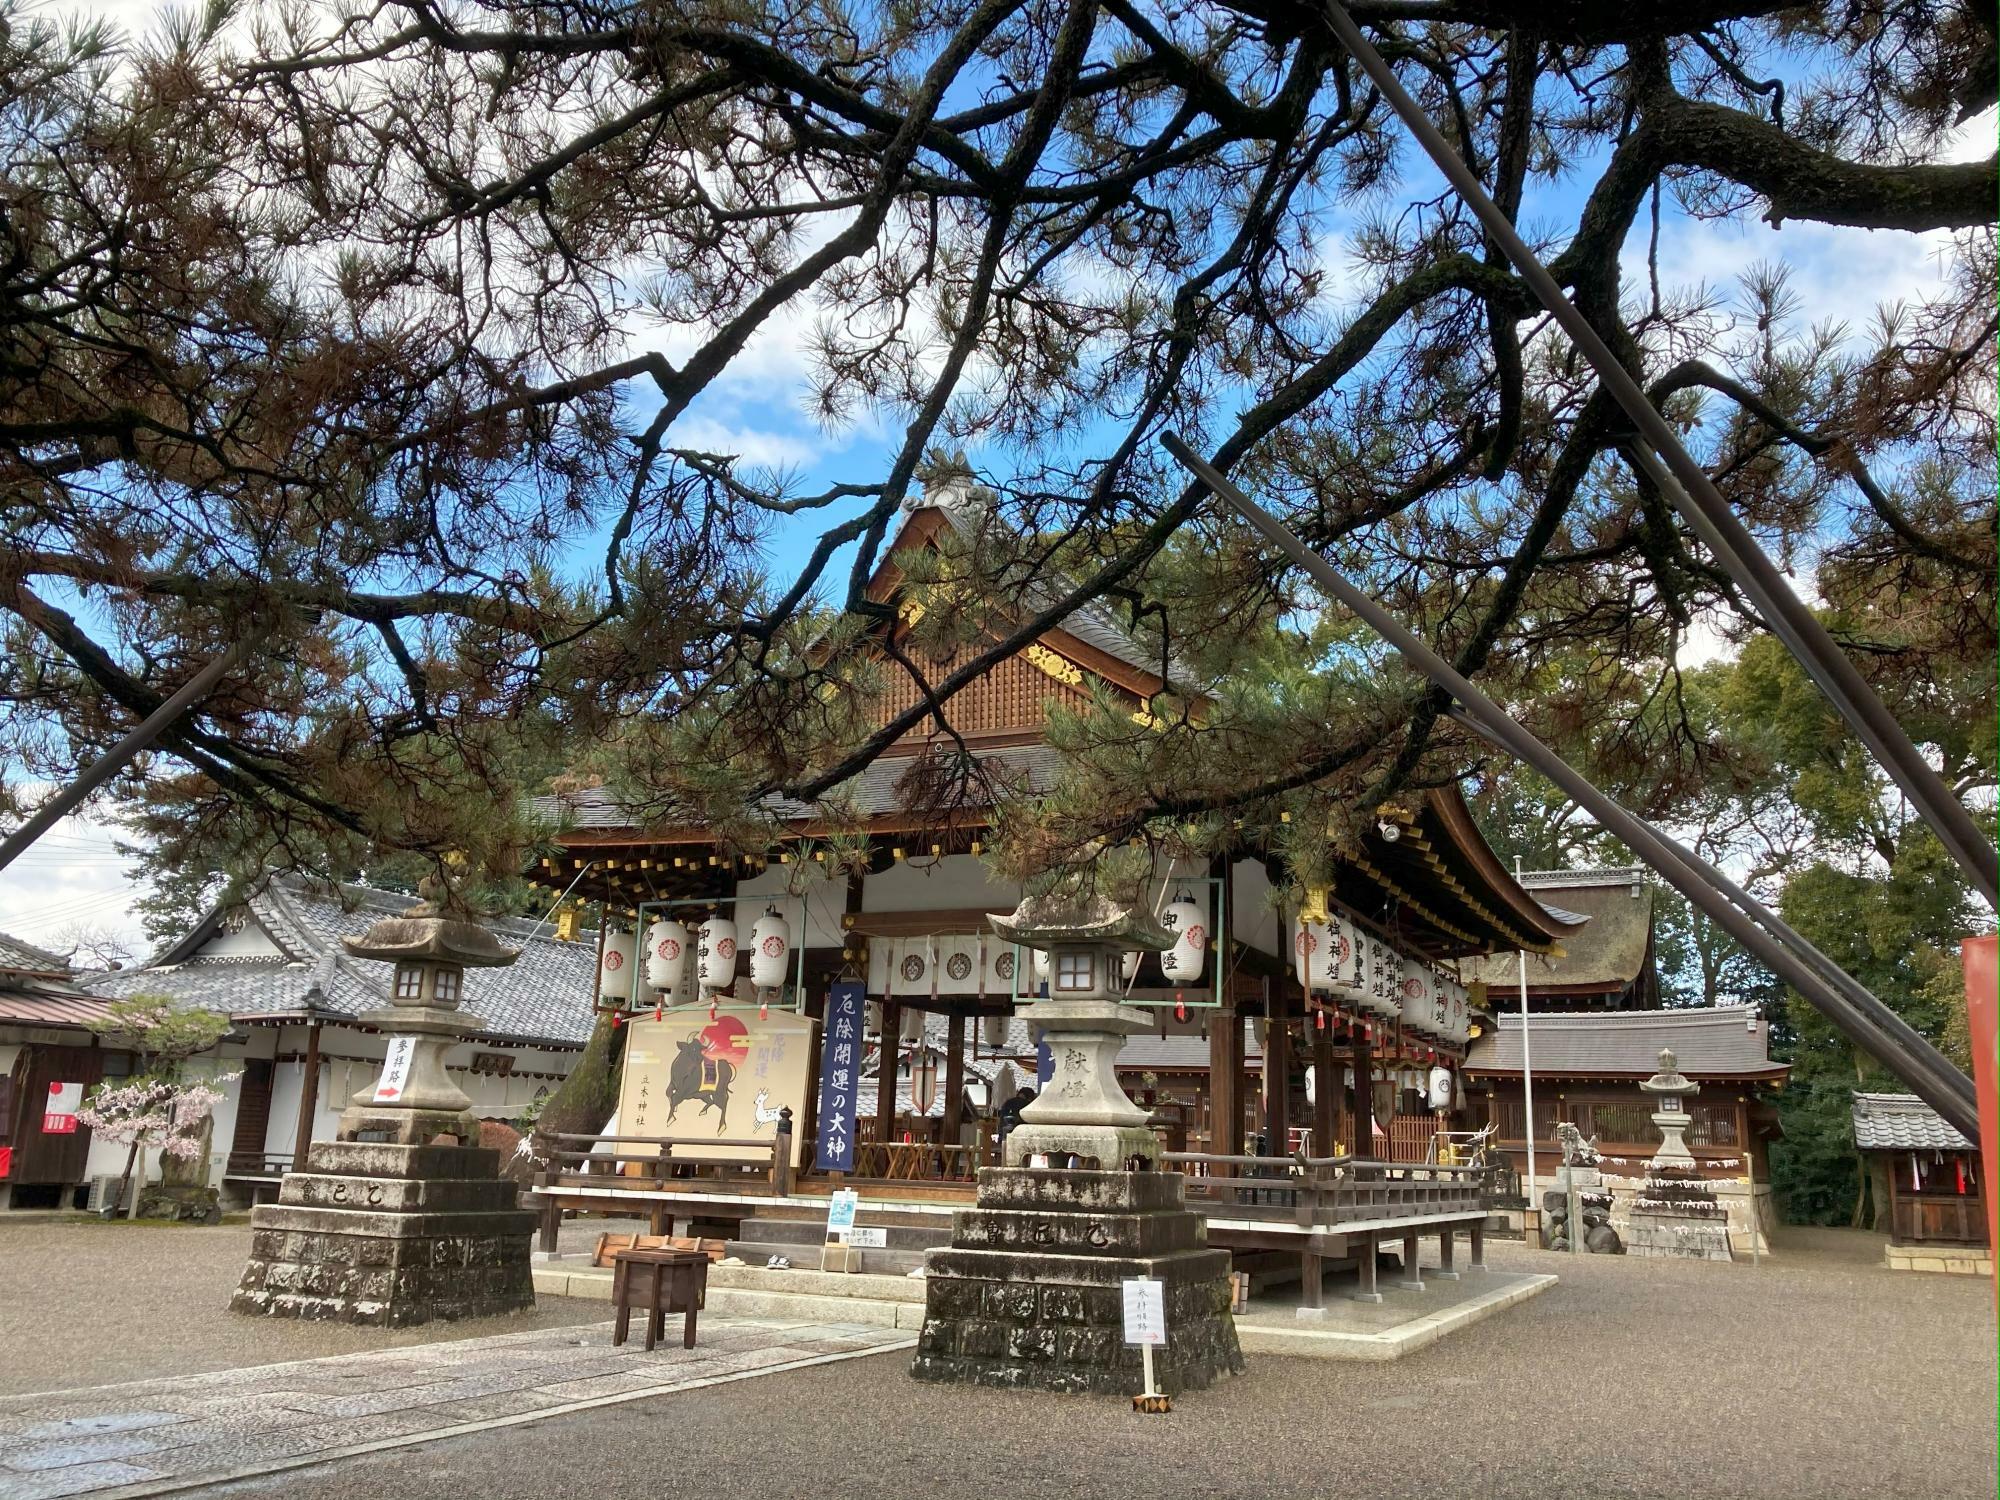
[1121,1277,1166,1347]
[825,1188,860,1241]
[848,1226,888,1249]
[373,1037,416,1103]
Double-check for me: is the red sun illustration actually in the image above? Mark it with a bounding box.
[700,1015,752,1066]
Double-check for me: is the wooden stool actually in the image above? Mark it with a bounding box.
[611,1248,710,1351]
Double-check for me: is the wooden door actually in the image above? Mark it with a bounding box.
[7,1045,103,1185]
[230,1058,275,1167]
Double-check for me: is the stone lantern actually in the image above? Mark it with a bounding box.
[335,876,523,1145]
[987,893,1173,1170]
[1639,1047,1699,1169]
[231,877,537,1325]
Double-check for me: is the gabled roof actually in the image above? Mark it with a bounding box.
[1459,867,1655,994]
[1465,1006,1787,1080]
[1852,1092,1973,1153]
[0,931,76,980]
[94,874,598,1048]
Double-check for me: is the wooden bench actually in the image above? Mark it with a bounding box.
[531,1117,793,1253]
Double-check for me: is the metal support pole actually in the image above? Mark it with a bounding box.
[1518,943,1539,1239]
[1159,432,1980,1143]
[1314,1,1998,911]
[0,640,249,874]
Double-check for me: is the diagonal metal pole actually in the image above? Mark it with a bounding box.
[1160,431,1979,1143]
[0,640,250,875]
[1315,0,1997,911]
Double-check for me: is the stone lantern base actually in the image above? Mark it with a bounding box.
[231,1141,536,1326]
[911,1168,1243,1397]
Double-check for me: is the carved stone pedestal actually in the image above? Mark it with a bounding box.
[910,1168,1243,1397]
[231,1142,536,1325]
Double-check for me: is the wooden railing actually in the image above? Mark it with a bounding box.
[1162,1150,1490,1226]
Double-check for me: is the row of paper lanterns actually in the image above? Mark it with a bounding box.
[598,906,794,1004]
[1293,908,1470,1045]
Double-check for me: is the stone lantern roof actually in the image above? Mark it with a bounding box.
[340,879,520,970]
[1638,1047,1699,1101]
[988,893,1174,952]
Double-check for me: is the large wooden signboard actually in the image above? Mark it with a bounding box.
[619,1011,814,1167]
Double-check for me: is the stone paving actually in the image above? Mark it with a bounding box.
[0,1316,912,1500]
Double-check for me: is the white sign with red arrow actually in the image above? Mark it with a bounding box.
[372,1037,416,1104]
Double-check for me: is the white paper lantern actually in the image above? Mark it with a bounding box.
[1120,949,1142,984]
[645,917,691,994]
[749,906,791,990]
[599,928,637,1004]
[698,916,738,992]
[980,1012,1011,1049]
[901,1006,925,1041]
[1293,916,1336,993]
[1427,1065,1453,1110]
[1399,957,1435,1035]
[1367,938,1401,1020]
[1159,895,1207,984]
[1326,911,1365,995]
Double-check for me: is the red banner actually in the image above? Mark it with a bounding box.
[1962,935,1997,1283]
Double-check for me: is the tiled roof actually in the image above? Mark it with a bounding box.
[95,875,599,1048]
[1465,1006,1786,1079]
[530,743,1071,835]
[1852,1092,1973,1153]
[0,932,75,978]
[1460,868,1654,993]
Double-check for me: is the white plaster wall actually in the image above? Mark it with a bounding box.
[862,854,1020,915]
[1230,858,1283,958]
[731,862,848,949]
[191,924,285,959]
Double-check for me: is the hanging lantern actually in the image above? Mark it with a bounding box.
[1399,956,1435,1036]
[599,929,637,1005]
[1159,893,1208,984]
[1293,915,1336,993]
[750,905,792,990]
[1368,938,1402,1021]
[901,1007,925,1042]
[698,916,738,992]
[645,917,691,995]
[1120,949,1142,984]
[1427,1064,1453,1110]
[866,1000,884,1037]
[1326,910,1366,996]
[980,1012,1011,1049]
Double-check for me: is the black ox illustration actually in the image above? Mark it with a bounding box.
[664,1032,734,1133]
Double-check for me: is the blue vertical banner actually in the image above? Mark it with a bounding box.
[815,980,867,1172]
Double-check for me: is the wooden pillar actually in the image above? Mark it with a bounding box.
[1210,1003,1242,1156]
[1299,1247,1325,1316]
[1351,1040,1374,1158]
[1435,1225,1461,1280]
[1312,1020,1336,1156]
[875,999,901,1145]
[797,989,823,1162]
[1469,1219,1488,1271]
[1398,1229,1425,1290]
[1264,981,1291,1154]
[290,1019,322,1167]
[943,1011,966,1144]
[1350,1231,1382,1303]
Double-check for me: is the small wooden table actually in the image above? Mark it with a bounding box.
[610,1247,710,1351]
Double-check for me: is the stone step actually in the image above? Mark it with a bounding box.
[532,1265,928,1329]
[725,1239,932,1277]
[734,1216,952,1251]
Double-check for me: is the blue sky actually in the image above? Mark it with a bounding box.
[4,0,1987,956]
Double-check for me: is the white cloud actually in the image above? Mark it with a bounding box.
[668,412,825,472]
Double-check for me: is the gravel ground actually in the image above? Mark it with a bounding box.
[183,1224,1993,1500]
[0,1215,626,1398]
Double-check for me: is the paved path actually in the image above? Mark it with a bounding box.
[0,1317,911,1500]
[0,1218,631,1398]
[198,1228,1997,1500]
